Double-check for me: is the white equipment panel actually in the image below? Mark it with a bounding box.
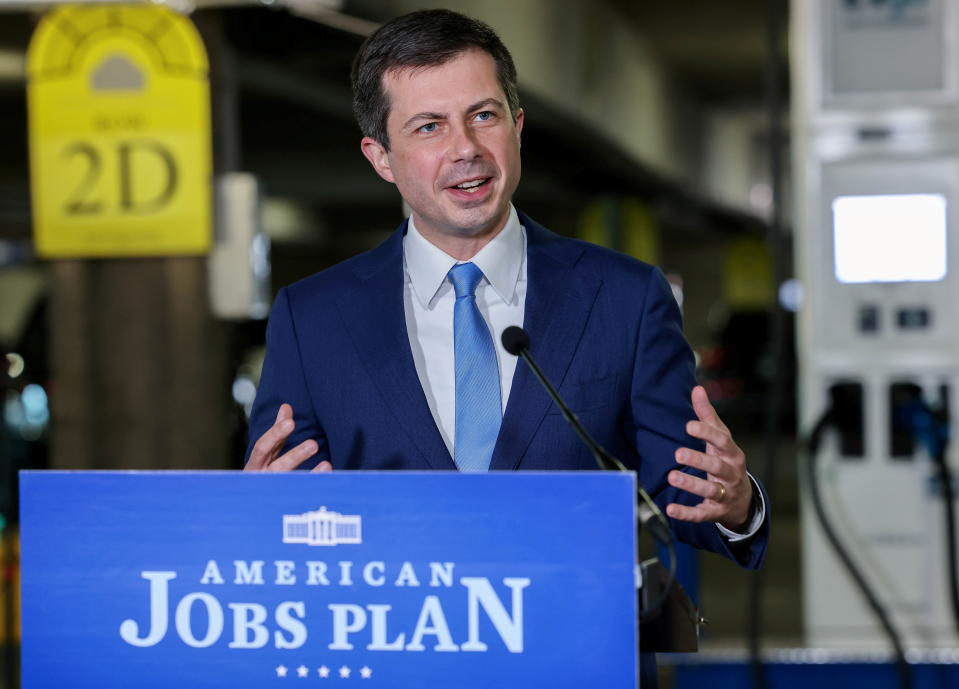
[793,0,959,650]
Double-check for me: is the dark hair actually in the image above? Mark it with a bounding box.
[351,9,520,149]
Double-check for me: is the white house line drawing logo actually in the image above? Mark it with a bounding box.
[283,507,362,546]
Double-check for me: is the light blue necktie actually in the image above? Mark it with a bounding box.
[448,262,502,472]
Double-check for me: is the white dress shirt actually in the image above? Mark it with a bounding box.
[401,205,763,539]
[403,205,526,456]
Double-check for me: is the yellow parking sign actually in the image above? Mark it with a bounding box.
[27,4,211,257]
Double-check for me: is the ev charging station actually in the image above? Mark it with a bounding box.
[793,0,959,651]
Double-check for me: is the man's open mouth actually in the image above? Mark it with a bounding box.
[449,178,492,193]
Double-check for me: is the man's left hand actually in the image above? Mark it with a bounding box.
[665,385,753,531]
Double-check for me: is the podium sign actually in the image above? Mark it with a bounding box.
[21,471,638,688]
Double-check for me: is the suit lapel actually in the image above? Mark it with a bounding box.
[489,216,603,470]
[335,223,456,470]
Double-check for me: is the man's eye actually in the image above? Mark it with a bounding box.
[420,122,439,133]
[475,111,494,121]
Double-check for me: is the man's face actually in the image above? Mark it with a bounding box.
[361,49,524,246]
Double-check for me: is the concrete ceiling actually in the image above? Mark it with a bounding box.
[0,2,777,247]
[609,0,786,105]
[341,0,783,105]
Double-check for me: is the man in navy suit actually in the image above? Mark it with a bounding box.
[245,9,767,684]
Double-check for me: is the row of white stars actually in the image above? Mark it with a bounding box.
[276,665,373,679]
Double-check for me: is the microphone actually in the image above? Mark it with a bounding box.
[501,326,671,544]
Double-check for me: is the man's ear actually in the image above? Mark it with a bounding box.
[360,136,395,183]
[514,108,525,146]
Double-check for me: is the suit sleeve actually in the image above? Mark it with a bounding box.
[245,287,329,468]
[628,267,768,569]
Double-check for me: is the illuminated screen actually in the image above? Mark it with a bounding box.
[832,193,947,283]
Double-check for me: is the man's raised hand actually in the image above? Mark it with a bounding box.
[244,403,332,472]
[665,386,753,531]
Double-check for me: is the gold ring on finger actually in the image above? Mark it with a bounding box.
[714,481,726,502]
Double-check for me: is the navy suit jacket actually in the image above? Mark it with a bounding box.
[247,212,769,685]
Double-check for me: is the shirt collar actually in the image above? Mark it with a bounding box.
[404,205,524,309]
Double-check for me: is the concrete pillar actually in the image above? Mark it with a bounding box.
[49,258,230,469]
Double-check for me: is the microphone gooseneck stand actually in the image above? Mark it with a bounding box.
[500,326,688,635]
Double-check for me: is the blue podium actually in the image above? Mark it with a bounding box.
[20,471,639,688]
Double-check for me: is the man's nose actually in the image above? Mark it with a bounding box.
[448,123,482,161]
